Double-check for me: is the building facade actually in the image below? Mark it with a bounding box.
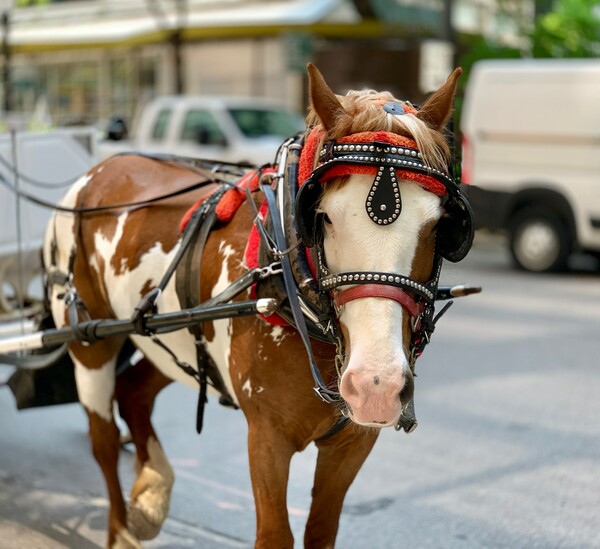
[2,0,534,129]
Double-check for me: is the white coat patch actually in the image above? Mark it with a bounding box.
[202,241,238,402]
[74,359,115,422]
[242,378,264,398]
[269,326,288,346]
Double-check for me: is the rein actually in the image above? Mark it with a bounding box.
[0,153,244,214]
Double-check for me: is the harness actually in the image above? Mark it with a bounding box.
[42,122,474,436]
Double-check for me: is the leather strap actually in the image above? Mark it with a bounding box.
[261,183,340,403]
[334,284,420,318]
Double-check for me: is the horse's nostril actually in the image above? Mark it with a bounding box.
[341,371,359,398]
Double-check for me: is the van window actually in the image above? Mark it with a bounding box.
[180,109,226,145]
[228,108,304,139]
[151,108,171,141]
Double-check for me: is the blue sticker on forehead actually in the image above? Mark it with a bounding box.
[383,101,406,115]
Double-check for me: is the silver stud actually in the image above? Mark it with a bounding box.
[374,274,380,280]
[380,204,386,211]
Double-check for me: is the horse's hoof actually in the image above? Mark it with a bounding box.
[127,504,163,541]
[109,528,143,548]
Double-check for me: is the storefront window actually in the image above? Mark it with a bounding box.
[8,50,159,128]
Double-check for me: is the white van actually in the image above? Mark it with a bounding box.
[461,59,600,272]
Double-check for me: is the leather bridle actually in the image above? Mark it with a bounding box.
[295,136,472,371]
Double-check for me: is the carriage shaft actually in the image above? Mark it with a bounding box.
[0,299,277,355]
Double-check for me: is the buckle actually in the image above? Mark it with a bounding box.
[314,386,340,404]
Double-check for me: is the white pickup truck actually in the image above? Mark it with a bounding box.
[100,96,305,165]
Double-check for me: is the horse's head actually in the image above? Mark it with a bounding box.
[296,64,472,429]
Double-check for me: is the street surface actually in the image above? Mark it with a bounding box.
[1,233,599,549]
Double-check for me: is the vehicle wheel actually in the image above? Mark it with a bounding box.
[509,208,571,273]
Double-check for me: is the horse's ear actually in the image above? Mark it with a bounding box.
[417,67,462,130]
[307,63,347,132]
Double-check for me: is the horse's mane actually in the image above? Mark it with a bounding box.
[306,89,450,173]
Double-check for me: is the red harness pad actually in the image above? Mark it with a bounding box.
[179,167,275,233]
[244,199,291,327]
[178,166,289,327]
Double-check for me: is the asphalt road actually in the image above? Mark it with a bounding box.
[1,234,599,549]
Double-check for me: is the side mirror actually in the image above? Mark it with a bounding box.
[106,117,128,141]
[195,125,227,147]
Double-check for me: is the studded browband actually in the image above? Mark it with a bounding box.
[315,141,458,194]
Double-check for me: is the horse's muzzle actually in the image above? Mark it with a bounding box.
[339,366,413,427]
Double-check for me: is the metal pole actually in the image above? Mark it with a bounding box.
[1,10,10,114]
[10,128,26,331]
[0,298,278,354]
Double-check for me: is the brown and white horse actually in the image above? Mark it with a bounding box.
[43,64,466,548]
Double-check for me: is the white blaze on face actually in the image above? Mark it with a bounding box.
[320,174,442,426]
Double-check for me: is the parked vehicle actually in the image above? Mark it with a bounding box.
[0,128,97,315]
[100,96,305,165]
[461,59,600,272]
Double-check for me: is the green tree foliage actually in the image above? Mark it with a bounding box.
[458,0,600,87]
[17,0,51,6]
[531,0,600,57]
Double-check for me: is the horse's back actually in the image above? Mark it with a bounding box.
[43,155,215,319]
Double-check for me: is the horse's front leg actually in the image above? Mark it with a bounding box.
[70,341,142,549]
[115,354,174,542]
[247,419,296,549]
[304,426,379,548]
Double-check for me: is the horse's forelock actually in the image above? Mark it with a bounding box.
[306,88,450,173]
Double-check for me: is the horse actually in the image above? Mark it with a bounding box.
[42,63,472,548]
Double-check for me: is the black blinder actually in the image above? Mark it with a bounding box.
[295,177,323,248]
[436,192,474,263]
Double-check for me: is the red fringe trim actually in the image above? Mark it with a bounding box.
[298,128,448,196]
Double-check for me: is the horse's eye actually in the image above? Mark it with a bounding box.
[323,213,332,225]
